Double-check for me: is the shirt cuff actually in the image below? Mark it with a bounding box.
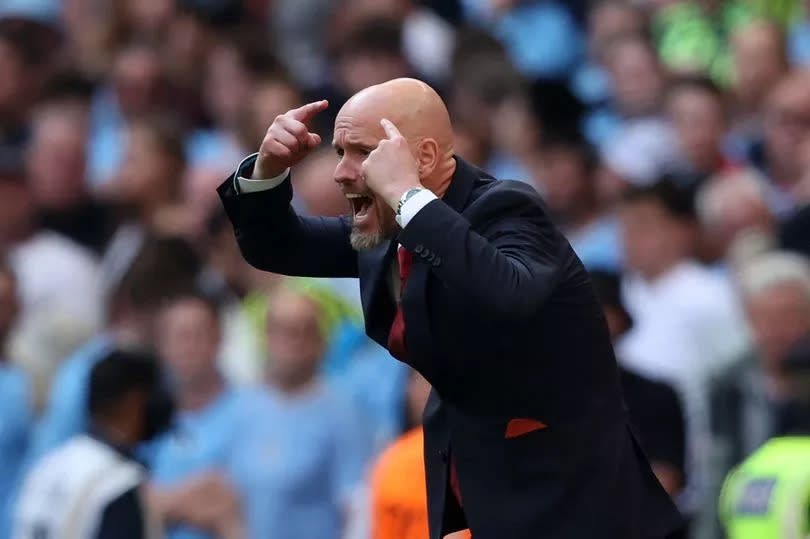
[232,153,290,194]
[396,189,438,228]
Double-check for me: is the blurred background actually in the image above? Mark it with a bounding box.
[1,0,810,538]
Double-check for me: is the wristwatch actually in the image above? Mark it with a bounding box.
[397,188,425,217]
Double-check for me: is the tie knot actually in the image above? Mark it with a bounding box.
[397,246,413,282]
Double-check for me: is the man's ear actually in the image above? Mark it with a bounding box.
[415,138,440,178]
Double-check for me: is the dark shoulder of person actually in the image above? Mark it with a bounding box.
[620,367,686,471]
[780,203,810,257]
[95,486,144,539]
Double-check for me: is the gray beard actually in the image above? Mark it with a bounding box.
[350,227,385,250]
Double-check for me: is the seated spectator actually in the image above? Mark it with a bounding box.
[148,293,261,539]
[14,348,174,539]
[747,70,810,218]
[25,85,118,254]
[617,178,749,515]
[696,168,775,267]
[87,40,168,186]
[100,115,193,287]
[529,135,622,271]
[600,34,684,187]
[710,251,810,508]
[572,0,647,146]
[0,263,32,538]
[0,165,102,391]
[589,270,686,499]
[727,20,790,154]
[228,280,373,539]
[370,368,471,539]
[666,76,739,184]
[28,236,201,461]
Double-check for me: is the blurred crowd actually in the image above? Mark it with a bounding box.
[1,0,810,537]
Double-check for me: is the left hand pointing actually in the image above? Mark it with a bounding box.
[362,118,424,210]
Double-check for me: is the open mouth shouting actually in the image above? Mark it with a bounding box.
[346,192,375,227]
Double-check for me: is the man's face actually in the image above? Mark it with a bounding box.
[619,198,690,278]
[764,78,810,182]
[746,282,810,369]
[265,290,324,387]
[332,110,401,250]
[156,298,221,389]
[606,40,663,116]
[667,88,725,172]
[27,107,88,210]
[732,26,786,107]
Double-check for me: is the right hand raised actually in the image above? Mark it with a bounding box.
[254,100,329,179]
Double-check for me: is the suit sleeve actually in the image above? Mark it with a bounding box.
[397,182,572,320]
[217,154,359,278]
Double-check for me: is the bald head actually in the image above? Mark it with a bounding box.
[339,78,454,157]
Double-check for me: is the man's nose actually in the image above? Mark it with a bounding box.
[334,159,360,185]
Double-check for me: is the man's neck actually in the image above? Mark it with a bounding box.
[269,374,319,398]
[640,258,688,283]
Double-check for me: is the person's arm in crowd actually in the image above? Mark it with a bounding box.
[217,101,359,279]
[147,472,244,537]
[95,487,144,539]
[364,120,572,321]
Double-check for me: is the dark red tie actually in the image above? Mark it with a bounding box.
[386,247,463,506]
[387,246,412,361]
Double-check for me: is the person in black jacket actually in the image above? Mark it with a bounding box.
[14,348,174,539]
[217,77,682,539]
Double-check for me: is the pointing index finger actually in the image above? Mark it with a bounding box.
[380,118,402,140]
[291,100,329,125]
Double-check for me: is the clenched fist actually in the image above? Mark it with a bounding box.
[254,100,329,179]
[361,118,423,209]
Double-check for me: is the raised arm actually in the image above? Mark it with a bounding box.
[217,101,358,278]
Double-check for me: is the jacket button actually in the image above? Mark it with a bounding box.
[432,257,441,267]
[414,245,424,254]
[426,253,435,262]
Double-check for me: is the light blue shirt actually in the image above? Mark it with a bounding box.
[0,363,33,538]
[27,334,113,462]
[229,383,373,539]
[567,216,623,272]
[147,386,267,539]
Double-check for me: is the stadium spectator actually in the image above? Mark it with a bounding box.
[0,166,103,392]
[229,281,373,539]
[149,293,261,539]
[750,70,810,217]
[529,135,622,271]
[729,21,790,146]
[617,178,749,516]
[88,41,167,186]
[695,168,775,266]
[26,94,118,254]
[15,347,174,539]
[666,76,737,183]
[0,263,32,538]
[710,252,810,510]
[28,237,200,460]
[601,33,684,186]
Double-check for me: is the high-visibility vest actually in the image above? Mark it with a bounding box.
[719,436,810,539]
[13,434,162,539]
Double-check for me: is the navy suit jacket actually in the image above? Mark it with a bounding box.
[218,156,682,538]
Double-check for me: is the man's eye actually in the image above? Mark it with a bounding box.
[359,148,371,156]
[335,148,344,157]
